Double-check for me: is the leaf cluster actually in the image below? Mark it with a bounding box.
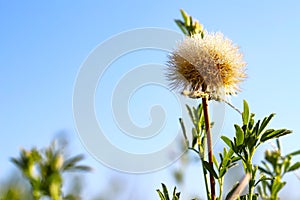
[221,101,292,170]
[156,183,181,200]
[258,140,300,199]
[175,9,204,37]
[10,140,91,200]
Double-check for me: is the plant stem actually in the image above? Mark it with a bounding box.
[218,178,224,200]
[248,165,257,200]
[243,154,256,200]
[201,157,211,200]
[198,135,210,200]
[202,95,216,200]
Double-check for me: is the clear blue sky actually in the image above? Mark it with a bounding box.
[1,1,300,199]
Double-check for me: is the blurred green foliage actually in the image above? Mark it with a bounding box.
[1,139,91,200]
[157,183,181,200]
[258,140,300,199]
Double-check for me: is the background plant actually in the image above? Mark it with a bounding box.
[258,139,300,200]
[9,139,91,200]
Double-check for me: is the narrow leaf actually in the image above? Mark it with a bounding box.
[213,155,219,169]
[254,175,273,186]
[260,129,275,142]
[179,118,188,146]
[221,136,233,149]
[180,9,190,26]
[259,113,275,134]
[260,129,292,142]
[156,190,166,200]
[172,187,180,200]
[203,161,218,179]
[276,139,281,151]
[253,120,260,137]
[234,124,244,146]
[174,20,187,35]
[242,100,249,125]
[287,150,300,157]
[258,166,272,176]
[186,105,196,128]
[288,162,300,172]
[162,183,170,200]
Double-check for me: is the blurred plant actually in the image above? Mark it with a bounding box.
[0,171,32,200]
[10,140,92,200]
[157,183,181,200]
[258,140,300,199]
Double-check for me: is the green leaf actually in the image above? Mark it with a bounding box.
[248,113,255,130]
[221,148,233,168]
[287,150,300,157]
[253,120,260,137]
[228,162,238,169]
[156,189,165,200]
[242,100,249,125]
[258,166,272,176]
[162,183,170,200]
[276,139,281,151]
[213,155,219,169]
[221,136,233,150]
[192,107,199,125]
[70,165,92,172]
[287,162,300,172]
[254,175,273,186]
[203,161,218,179]
[234,124,244,146]
[271,177,286,195]
[259,113,275,134]
[283,156,292,173]
[192,128,198,147]
[180,9,190,26]
[260,129,292,142]
[179,118,188,146]
[172,187,181,200]
[174,20,187,35]
[186,105,196,128]
[231,156,240,163]
[219,167,228,178]
[260,129,274,142]
[62,154,88,172]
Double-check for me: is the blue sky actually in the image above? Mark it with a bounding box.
[1,1,300,199]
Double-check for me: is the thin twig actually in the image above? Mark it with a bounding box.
[188,147,200,155]
[182,90,242,115]
[221,98,242,115]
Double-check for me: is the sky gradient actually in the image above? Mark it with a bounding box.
[1,1,300,199]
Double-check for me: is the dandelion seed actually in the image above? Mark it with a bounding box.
[166,31,247,99]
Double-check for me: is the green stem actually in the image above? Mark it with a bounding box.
[219,178,224,200]
[244,154,257,200]
[248,177,255,200]
[201,157,211,200]
[202,96,216,200]
[199,132,210,200]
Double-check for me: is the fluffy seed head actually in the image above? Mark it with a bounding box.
[166,32,247,98]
